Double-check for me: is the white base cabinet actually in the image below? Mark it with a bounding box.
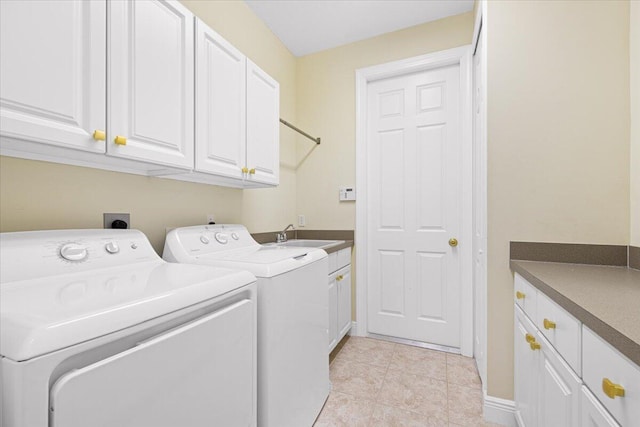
[328,248,352,352]
[514,273,637,427]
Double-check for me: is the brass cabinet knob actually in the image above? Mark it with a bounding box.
[602,378,625,399]
[543,318,556,330]
[529,341,541,351]
[114,135,127,146]
[249,168,256,175]
[336,275,343,281]
[525,333,535,343]
[516,291,525,300]
[449,238,458,247]
[93,130,106,141]
[241,167,249,174]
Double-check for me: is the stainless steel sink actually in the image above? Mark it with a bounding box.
[268,239,345,250]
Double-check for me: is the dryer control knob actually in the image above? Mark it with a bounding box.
[60,243,88,262]
[105,241,120,254]
[214,233,228,244]
[200,235,210,244]
[231,232,239,240]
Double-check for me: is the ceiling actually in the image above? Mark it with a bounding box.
[244,0,474,57]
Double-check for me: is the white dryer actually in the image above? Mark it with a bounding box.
[0,229,257,427]
[163,224,330,427]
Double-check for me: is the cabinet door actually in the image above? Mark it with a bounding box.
[537,334,582,427]
[337,266,352,339]
[328,276,338,352]
[581,386,620,427]
[0,0,105,153]
[514,306,539,427]
[195,19,246,180]
[108,0,193,170]
[246,59,279,186]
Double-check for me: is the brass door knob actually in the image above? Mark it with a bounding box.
[602,378,625,399]
[449,238,458,247]
[114,135,127,146]
[93,130,106,141]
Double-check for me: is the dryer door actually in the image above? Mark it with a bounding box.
[50,297,256,427]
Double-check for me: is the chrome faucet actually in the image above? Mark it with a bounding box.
[276,224,295,243]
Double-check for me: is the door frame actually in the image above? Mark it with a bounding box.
[355,45,474,357]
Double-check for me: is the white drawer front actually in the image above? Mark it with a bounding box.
[328,252,338,274]
[581,386,621,427]
[336,248,351,271]
[515,273,537,321]
[536,290,581,375]
[582,326,640,427]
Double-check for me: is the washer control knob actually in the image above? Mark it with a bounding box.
[105,241,120,254]
[60,243,88,262]
[214,232,228,244]
[200,235,210,244]
[131,243,138,250]
[231,232,239,240]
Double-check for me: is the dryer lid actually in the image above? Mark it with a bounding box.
[0,260,255,362]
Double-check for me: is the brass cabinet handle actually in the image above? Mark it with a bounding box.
[525,333,535,343]
[249,168,256,175]
[449,238,458,247]
[241,167,249,174]
[602,378,625,399]
[529,341,541,351]
[336,275,343,281]
[93,130,106,141]
[516,291,525,300]
[114,135,127,146]
[543,318,556,330]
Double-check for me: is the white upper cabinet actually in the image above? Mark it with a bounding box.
[246,60,279,186]
[108,0,194,171]
[0,0,106,153]
[194,19,246,180]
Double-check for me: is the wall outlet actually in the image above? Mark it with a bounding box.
[298,214,306,227]
[207,214,216,224]
[104,213,130,229]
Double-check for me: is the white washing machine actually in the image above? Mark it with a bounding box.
[0,229,257,427]
[163,224,330,427]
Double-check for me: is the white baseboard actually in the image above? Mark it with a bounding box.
[483,392,517,427]
[348,321,358,335]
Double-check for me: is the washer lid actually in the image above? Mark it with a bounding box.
[194,246,328,278]
[0,261,255,361]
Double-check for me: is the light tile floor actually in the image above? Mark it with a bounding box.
[314,337,502,427]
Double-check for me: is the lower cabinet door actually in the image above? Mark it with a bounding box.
[581,386,620,427]
[336,265,352,338]
[328,276,338,351]
[537,333,582,427]
[515,306,539,427]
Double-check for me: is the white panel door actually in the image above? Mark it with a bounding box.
[328,276,338,351]
[0,0,105,152]
[581,387,620,427]
[367,64,462,347]
[515,307,539,427]
[337,265,352,338]
[195,19,246,179]
[108,0,193,170]
[246,59,279,185]
[50,298,256,427]
[537,335,582,427]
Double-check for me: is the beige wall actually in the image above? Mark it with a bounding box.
[295,12,474,230]
[0,0,298,254]
[631,1,640,246]
[487,0,630,399]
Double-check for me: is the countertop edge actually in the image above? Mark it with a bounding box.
[510,260,640,367]
[324,241,354,254]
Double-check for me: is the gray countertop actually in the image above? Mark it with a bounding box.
[511,260,640,366]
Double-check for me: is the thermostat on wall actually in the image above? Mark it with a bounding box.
[339,187,356,201]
